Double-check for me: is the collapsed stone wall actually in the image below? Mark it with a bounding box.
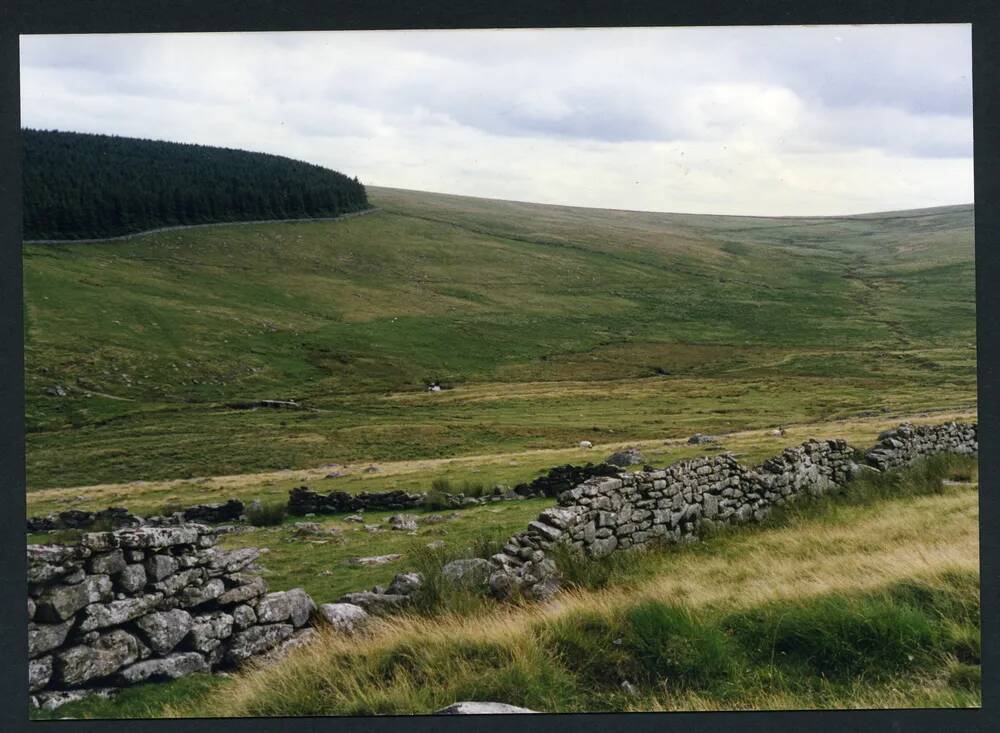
[287,487,424,515]
[28,500,246,533]
[489,422,977,598]
[28,524,316,709]
[512,462,623,498]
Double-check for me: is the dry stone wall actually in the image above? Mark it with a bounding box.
[28,500,245,533]
[27,524,316,709]
[864,422,977,471]
[489,422,977,598]
[288,487,424,514]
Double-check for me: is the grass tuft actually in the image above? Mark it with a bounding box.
[245,500,287,527]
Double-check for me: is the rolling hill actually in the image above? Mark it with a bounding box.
[22,188,976,490]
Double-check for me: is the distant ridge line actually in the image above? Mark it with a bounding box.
[24,207,379,245]
[368,185,972,220]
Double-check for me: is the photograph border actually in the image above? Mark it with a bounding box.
[2,2,997,732]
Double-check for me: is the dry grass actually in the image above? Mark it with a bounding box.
[26,408,975,514]
[164,477,979,718]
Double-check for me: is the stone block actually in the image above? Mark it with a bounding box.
[88,550,126,577]
[135,609,193,654]
[317,603,369,634]
[177,578,225,608]
[35,575,112,622]
[116,651,208,684]
[55,630,146,687]
[29,655,53,692]
[117,564,147,594]
[28,619,75,658]
[224,624,294,665]
[78,593,164,632]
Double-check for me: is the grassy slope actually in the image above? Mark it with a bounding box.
[172,458,984,717]
[36,456,978,719]
[23,190,975,490]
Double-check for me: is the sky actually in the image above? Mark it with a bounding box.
[20,25,973,216]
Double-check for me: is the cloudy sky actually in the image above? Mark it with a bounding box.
[20,25,972,216]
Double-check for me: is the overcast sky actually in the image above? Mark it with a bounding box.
[20,25,972,216]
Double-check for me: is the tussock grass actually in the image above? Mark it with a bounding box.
[156,457,979,718]
[163,571,978,718]
[245,500,286,527]
[405,528,512,616]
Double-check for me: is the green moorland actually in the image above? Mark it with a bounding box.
[23,189,975,493]
[32,454,980,718]
[22,187,979,717]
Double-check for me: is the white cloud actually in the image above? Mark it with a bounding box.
[19,25,973,215]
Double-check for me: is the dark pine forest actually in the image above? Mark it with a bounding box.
[23,129,370,240]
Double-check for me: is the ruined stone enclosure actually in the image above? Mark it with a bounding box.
[27,524,317,709]
[26,420,977,706]
[489,422,978,598]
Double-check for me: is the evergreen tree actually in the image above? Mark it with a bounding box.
[22,129,370,239]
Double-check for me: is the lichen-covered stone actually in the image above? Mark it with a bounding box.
[284,588,316,627]
[77,593,164,632]
[216,574,266,605]
[88,549,127,576]
[55,630,146,687]
[176,578,225,608]
[151,567,206,596]
[28,619,75,658]
[386,572,423,596]
[337,591,410,614]
[232,604,256,629]
[134,609,193,654]
[144,554,179,582]
[440,558,492,587]
[205,547,260,574]
[29,655,53,692]
[34,687,117,711]
[255,592,292,624]
[116,651,208,684]
[114,525,203,549]
[436,701,539,714]
[317,603,369,634]
[27,545,90,584]
[186,611,234,653]
[34,574,112,622]
[224,623,294,664]
[117,563,147,594]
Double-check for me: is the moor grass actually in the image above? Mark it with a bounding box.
[23,192,974,490]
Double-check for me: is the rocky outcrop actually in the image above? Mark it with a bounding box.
[27,524,316,708]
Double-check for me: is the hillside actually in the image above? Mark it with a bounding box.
[22,129,369,240]
[22,189,976,490]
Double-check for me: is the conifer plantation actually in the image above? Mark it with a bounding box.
[22,129,370,240]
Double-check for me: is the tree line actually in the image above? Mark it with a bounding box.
[23,129,370,240]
